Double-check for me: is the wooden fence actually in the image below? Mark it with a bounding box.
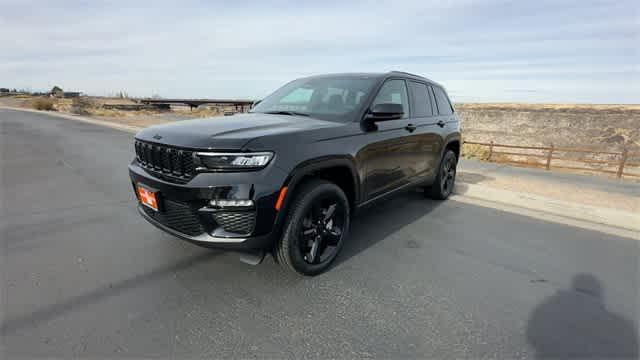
[464,141,640,179]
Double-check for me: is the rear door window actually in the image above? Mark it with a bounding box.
[432,86,454,115]
[408,81,434,117]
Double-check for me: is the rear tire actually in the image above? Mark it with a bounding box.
[425,150,457,200]
[274,179,350,276]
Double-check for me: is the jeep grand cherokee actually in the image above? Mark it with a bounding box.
[129,72,461,275]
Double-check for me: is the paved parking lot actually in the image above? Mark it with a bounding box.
[1,109,638,358]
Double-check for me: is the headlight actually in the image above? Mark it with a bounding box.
[196,152,274,170]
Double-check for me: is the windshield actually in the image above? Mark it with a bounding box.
[251,76,378,122]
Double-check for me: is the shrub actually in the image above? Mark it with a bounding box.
[31,97,56,111]
[71,96,97,115]
[461,143,491,160]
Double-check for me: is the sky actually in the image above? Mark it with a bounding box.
[1,0,638,103]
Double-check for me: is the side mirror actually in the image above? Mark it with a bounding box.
[251,100,262,109]
[365,103,404,121]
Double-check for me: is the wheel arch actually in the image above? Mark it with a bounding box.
[442,133,462,160]
[273,156,360,231]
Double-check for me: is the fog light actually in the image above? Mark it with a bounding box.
[209,199,254,208]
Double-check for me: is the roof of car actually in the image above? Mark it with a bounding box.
[303,72,442,88]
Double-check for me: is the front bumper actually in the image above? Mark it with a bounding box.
[137,204,273,250]
[128,160,287,250]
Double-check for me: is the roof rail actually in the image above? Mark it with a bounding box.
[389,70,423,78]
[389,71,438,85]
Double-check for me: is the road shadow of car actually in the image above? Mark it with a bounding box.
[335,188,442,267]
[456,171,492,185]
[451,171,493,197]
[527,273,638,359]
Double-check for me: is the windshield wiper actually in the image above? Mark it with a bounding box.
[263,110,310,117]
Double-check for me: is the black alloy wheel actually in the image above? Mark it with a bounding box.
[440,153,456,197]
[275,179,350,275]
[426,149,457,200]
[299,196,345,264]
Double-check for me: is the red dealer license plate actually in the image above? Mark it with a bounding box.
[137,184,159,211]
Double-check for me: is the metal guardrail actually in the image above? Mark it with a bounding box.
[464,141,640,179]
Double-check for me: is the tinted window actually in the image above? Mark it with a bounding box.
[432,86,453,115]
[371,80,409,118]
[251,76,377,122]
[408,81,433,117]
[280,88,314,104]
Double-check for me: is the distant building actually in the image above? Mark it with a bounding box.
[51,86,64,97]
[0,88,9,93]
[63,92,82,98]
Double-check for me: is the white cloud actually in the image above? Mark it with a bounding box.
[0,0,637,102]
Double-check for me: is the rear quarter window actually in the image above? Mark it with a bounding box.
[432,86,454,116]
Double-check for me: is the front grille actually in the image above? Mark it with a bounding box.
[135,140,195,183]
[213,211,256,235]
[142,199,204,236]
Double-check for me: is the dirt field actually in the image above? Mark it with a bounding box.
[0,95,225,128]
[457,103,640,151]
[456,103,640,179]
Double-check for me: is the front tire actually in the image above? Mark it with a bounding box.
[425,149,457,200]
[275,179,350,276]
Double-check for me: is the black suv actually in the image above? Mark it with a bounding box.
[129,72,461,275]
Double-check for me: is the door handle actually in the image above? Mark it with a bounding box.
[437,120,446,127]
[405,124,417,132]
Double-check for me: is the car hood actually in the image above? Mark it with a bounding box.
[134,113,342,150]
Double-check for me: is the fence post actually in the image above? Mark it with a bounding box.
[546,144,554,170]
[488,141,494,161]
[617,148,628,179]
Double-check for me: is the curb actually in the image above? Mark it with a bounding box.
[452,182,639,240]
[0,106,141,133]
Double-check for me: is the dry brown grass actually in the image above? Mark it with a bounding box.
[61,96,168,118]
[461,143,491,160]
[30,97,56,111]
[173,106,222,118]
[70,97,98,115]
[90,107,168,118]
[456,103,640,111]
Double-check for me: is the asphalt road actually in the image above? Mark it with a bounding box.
[1,109,638,359]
